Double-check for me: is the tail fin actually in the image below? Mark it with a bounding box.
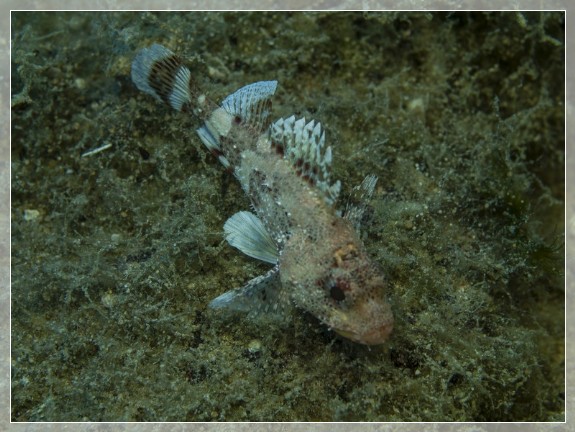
[131,44,193,112]
[131,44,277,170]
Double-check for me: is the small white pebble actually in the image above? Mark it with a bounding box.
[248,339,262,354]
[23,209,40,221]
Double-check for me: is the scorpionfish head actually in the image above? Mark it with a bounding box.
[315,242,394,345]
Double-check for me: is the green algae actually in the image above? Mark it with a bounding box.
[11,11,564,421]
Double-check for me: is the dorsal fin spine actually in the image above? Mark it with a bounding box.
[269,116,340,204]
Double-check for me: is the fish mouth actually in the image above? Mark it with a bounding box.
[335,321,393,345]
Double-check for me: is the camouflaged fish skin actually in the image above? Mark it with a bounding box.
[131,44,394,345]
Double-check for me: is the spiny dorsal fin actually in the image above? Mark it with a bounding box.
[221,81,278,132]
[269,115,341,205]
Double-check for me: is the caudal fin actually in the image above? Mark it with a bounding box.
[131,43,193,112]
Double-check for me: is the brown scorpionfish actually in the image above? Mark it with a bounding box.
[131,43,393,345]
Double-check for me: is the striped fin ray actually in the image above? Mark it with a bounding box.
[269,116,341,205]
[130,44,232,167]
[131,44,231,168]
[131,44,278,171]
[223,211,279,264]
[196,81,278,169]
[131,44,193,112]
[222,81,278,132]
[208,266,286,317]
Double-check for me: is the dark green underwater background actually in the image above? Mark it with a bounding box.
[11,11,564,421]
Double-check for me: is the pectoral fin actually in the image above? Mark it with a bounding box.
[224,211,279,264]
[208,266,283,315]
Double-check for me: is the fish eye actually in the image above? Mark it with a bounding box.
[328,281,346,302]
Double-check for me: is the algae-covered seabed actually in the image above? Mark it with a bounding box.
[11,12,565,422]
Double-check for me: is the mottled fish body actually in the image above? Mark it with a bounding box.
[131,44,393,345]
